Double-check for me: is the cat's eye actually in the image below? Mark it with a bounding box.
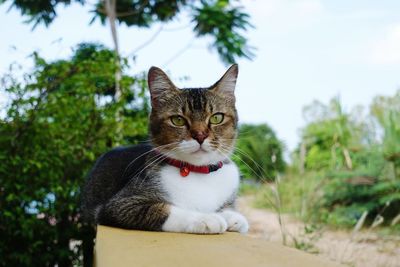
[209,113,224,124]
[170,115,186,126]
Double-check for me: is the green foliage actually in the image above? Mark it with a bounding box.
[193,0,254,63]
[0,43,148,266]
[253,93,400,232]
[0,0,84,27]
[286,93,400,229]
[301,97,368,171]
[319,170,400,228]
[2,0,254,64]
[371,91,400,172]
[234,123,285,182]
[93,0,186,27]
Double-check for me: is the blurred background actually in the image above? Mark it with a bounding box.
[0,0,399,266]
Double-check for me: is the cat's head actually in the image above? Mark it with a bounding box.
[148,65,239,165]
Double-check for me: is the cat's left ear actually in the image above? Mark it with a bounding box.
[211,64,238,98]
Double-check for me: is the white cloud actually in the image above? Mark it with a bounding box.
[370,24,400,64]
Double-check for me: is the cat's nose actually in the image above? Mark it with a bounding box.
[191,131,208,145]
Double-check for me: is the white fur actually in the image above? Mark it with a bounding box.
[220,210,249,233]
[160,156,250,234]
[159,132,249,234]
[160,161,239,212]
[162,206,227,234]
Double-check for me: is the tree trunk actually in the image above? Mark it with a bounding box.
[105,0,123,143]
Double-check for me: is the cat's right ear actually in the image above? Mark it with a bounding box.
[148,66,177,107]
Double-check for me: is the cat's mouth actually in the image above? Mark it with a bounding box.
[191,147,208,154]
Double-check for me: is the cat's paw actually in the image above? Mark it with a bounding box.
[220,210,249,233]
[186,213,228,234]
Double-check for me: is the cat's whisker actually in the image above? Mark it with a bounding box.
[217,145,268,183]
[218,147,278,212]
[128,154,167,189]
[208,141,233,152]
[132,147,181,189]
[129,150,170,179]
[229,146,268,179]
[213,138,237,141]
[122,142,181,179]
[216,147,264,181]
[215,147,278,210]
[228,148,266,178]
[123,148,170,184]
[211,141,268,181]
[135,149,184,189]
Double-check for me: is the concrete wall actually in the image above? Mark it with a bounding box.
[94,226,343,267]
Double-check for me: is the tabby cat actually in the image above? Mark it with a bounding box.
[82,64,249,234]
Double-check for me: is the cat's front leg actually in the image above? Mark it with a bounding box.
[162,206,227,234]
[219,210,249,233]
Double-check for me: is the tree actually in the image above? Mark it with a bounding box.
[0,2,256,265]
[1,0,254,64]
[2,0,254,142]
[234,123,285,182]
[0,43,148,266]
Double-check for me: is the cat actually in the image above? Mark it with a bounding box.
[81,64,249,234]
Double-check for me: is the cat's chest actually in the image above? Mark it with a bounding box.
[159,163,240,212]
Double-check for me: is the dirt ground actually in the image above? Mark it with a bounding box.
[237,197,400,267]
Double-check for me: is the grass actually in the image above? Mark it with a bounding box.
[241,174,400,267]
[240,172,327,248]
[251,172,325,221]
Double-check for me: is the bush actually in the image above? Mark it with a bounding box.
[0,43,149,266]
[282,95,400,230]
[234,123,285,182]
[320,169,400,228]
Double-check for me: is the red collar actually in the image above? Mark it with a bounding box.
[162,156,224,177]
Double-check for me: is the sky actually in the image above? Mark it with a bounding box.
[1,0,400,153]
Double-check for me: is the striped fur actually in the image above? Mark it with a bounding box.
[82,65,248,233]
